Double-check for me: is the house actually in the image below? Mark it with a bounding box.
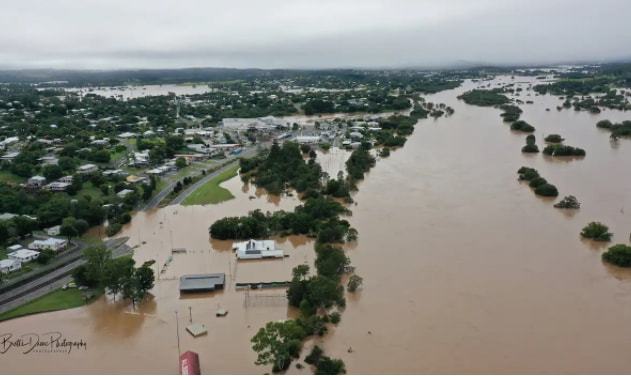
[0,258,21,274]
[116,189,134,198]
[28,237,68,252]
[232,239,284,260]
[118,132,137,139]
[46,225,61,236]
[1,151,20,161]
[8,248,40,262]
[45,182,71,192]
[294,135,321,144]
[77,164,98,174]
[7,244,23,253]
[0,213,18,221]
[103,169,128,178]
[58,175,73,183]
[126,175,148,185]
[37,155,59,165]
[26,175,47,189]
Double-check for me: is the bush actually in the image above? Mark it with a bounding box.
[528,177,548,188]
[580,222,612,241]
[510,120,535,133]
[106,222,123,237]
[347,274,363,292]
[534,183,559,197]
[521,144,539,153]
[543,144,585,157]
[517,167,539,181]
[602,244,631,267]
[315,356,346,375]
[544,134,564,143]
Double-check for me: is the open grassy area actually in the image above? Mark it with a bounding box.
[182,165,239,206]
[0,170,25,185]
[0,288,94,322]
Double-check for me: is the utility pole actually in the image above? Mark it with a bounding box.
[175,310,181,362]
[188,306,192,323]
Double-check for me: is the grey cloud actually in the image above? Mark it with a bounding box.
[0,0,629,69]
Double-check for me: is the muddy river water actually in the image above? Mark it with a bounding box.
[3,76,631,374]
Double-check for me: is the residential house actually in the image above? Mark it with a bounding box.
[0,258,21,274]
[28,238,68,252]
[26,175,47,189]
[232,239,284,260]
[8,248,40,262]
[77,164,98,174]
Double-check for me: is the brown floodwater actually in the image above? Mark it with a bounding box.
[3,76,631,374]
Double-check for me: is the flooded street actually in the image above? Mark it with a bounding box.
[3,76,631,373]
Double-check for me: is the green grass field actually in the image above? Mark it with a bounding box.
[182,165,239,206]
[0,288,91,322]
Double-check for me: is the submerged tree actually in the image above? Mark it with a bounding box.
[580,222,612,241]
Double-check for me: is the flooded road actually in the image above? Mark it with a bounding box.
[3,76,631,374]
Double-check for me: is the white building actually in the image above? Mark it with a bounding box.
[232,239,284,260]
[0,258,21,274]
[28,238,68,252]
[8,248,40,262]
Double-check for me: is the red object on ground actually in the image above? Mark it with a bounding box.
[180,351,201,375]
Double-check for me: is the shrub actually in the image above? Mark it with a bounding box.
[517,167,539,181]
[580,222,612,241]
[510,120,535,133]
[106,222,123,237]
[528,177,548,188]
[544,134,564,143]
[521,144,539,153]
[347,274,363,292]
[543,144,585,156]
[602,244,631,267]
[534,183,559,197]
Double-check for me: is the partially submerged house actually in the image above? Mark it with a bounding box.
[232,239,284,260]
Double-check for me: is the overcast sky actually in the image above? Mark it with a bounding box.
[1,0,630,70]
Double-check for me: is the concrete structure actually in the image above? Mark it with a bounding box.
[28,237,68,252]
[8,248,40,262]
[179,273,225,293]
[0,258,21,274]
[233,239,284,260]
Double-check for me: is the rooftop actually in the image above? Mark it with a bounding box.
[179,273,225,293]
